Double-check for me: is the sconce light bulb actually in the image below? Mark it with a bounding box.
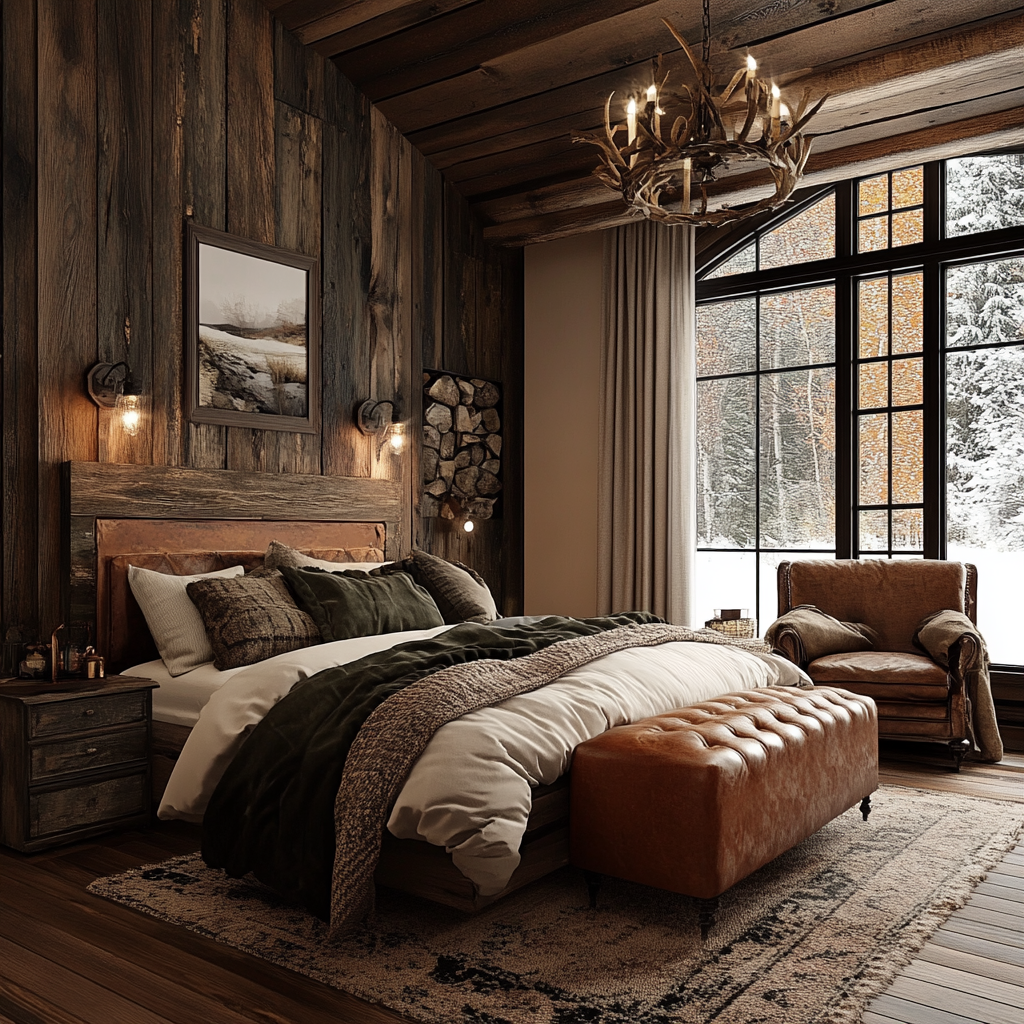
[463,519,474,534]
[116,392,142,437]
[389,426,404,451]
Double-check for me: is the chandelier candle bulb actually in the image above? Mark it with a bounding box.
[770,84,781,136]
[626,98,637,144]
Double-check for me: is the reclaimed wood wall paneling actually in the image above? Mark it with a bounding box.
[1,0,40,636]
[36,0,100,632]
[0,0,522,638]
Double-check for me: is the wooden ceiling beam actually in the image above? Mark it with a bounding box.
[343,0,661,101]
[428,107,607,171]
[272,0,409,38]
[305,0,478,56]
[480,107,1024,245]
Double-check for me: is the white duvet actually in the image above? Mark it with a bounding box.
[156,625,809,895]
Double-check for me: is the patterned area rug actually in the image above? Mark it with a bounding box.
[89,785,1022,1024]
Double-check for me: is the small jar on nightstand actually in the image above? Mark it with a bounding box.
[0,674,158,852]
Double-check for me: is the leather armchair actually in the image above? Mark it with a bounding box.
[773,559,975,768]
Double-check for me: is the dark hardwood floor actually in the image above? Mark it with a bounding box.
[0,747,1021,1024]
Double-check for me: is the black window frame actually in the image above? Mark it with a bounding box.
[696,153,1024,672]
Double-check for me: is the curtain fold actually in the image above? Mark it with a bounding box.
[598,220,695,625]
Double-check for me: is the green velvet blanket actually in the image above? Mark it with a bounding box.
[201,612,659,919]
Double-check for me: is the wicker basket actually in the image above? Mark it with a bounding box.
[704,617,757,639]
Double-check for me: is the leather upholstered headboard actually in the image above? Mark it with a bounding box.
[96,518,386,671]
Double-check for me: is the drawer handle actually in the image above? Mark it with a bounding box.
[85,747,98,755]
[83,709,95,717]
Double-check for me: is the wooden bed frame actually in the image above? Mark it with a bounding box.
[63,461,570,913]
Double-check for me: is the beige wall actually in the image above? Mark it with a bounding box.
[523,232,605,616]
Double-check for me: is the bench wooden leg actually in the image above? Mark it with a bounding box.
[583,870,603,909]
[860,795,871,821]
[697,896,718,941]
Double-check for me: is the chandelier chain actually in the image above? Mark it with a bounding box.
[702,0,711,68]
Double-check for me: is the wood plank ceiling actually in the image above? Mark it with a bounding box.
[264,0,1024,245]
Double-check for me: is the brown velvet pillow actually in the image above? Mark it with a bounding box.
[186,567,322,670]
[372,551,498,624]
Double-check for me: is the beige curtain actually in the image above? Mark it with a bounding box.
[598,220,695,625]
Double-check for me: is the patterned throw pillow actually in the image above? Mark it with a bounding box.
[186,568,322,670]
[373,551,498,624]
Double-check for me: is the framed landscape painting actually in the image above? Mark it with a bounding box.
[186,223,320,433]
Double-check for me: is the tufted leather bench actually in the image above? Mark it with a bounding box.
[569,687,878,936]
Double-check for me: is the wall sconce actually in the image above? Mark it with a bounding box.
[440,496,475,533]
[87,360,143,437]
[357,399,403,458]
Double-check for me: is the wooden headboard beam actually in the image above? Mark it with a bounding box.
[65,462,402,523]
[62,461,404,635]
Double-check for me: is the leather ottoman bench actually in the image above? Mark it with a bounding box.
[569,687,878,937]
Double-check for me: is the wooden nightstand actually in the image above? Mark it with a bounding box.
[0,675,158,852]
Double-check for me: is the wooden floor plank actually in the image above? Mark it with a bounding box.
[962,892,1024,921]
[940,915,1024,951]
[915,940,1024,987]
[901,960,1024,1009]
[0,979,90,1024]
[0,890,262,1024]
[864,991,988,1024]
[928,927,1024,968]
[978,879,1024,901]
[987,869,1024,888]
[0,934,175,1024]
[954,902,1024,933]
[886,975,1022,1024]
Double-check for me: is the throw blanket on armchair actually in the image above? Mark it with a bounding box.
[914,610,1003,764]
[201,614,771,933]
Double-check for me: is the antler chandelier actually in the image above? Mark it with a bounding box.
[573,0,827,228]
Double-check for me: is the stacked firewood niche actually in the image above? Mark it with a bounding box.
[422,370,502,522]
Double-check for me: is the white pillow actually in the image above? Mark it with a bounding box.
[128,563,244,677]
[263,538,389,573]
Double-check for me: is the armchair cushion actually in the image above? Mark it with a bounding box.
[807,652,949,702]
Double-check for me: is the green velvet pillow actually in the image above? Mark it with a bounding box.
[371,550,498,624]
[280,566,444,643]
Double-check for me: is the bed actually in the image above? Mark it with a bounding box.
[66,462,807,921]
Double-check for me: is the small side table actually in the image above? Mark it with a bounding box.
[0,675,157,852]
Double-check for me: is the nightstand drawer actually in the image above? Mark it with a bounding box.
[29,773,147,838]
[30,729,147,781]
[29,691,148,738]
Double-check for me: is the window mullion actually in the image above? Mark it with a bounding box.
[835,267,854,558]
[922,256,943,559]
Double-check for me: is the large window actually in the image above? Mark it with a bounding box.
[697,152,1024,667]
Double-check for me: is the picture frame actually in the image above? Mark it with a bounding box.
[186,222,320,433]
